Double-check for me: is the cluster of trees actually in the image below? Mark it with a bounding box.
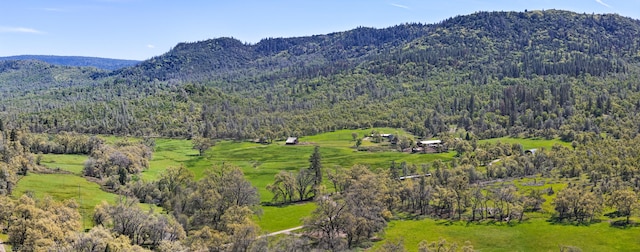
[92,198,186,249]
[0,127,155,197]
[396,135,640,225]
[122,164,263,251]
[552,184,639,225]
[267,145,323,203]
[1,162,267,251]
[0,194,185,251]
[22,131,104,155]
[0,128,42,196]
[305,164,390,250]
[83,140,153,190]
[376,238,475,252]
[0,195,80,251]
[323,160,541,224]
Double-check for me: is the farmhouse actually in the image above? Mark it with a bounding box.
[285,137,299,145]
[370,133,394,138]
[417,139,442,148]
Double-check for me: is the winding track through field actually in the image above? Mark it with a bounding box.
[0,238,6,252]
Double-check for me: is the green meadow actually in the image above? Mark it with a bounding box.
[40,154,87,175]
[255,203,316,232]
[375,217,640,251]
[143,138,202,181]
[133,128,455,202]
[208,128,455,201]
[13,173,158,230]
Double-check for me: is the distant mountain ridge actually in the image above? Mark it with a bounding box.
[2,10,640,140]
[114,9,640,84]
[0,55,140,70]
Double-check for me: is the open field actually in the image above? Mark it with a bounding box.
[255,203,315,232]
[13,173,159,230]
[375,216,640,251]
[14,173,113,230]
[143,138,202,181]
[207,128,455,201]
[40,154,87,175]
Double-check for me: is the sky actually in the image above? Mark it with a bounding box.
[1,0,639,60]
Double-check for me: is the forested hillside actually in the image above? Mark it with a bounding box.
[2,10,640,141]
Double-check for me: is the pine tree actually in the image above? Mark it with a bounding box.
[309,145,322,187]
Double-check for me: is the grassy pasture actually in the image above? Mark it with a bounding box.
[14,173,110,229]
[16,151,162,231]
[143,138,202,181]
[153,132,569,204]
[376,217,640,251]
[255,203,316,232]
[40,154,87,175]
[205,129,455,202]
[13,173,158,230]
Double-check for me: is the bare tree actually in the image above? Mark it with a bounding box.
[267,170,297,203]
[304,196,348,251]
[295,168,315,201]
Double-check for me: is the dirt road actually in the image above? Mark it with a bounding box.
[260,226,304,238]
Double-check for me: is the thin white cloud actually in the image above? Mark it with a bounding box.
[0,26,43,34]
[390,3,410,9]
[146,44,156,49]
[596,0,611,8]
[42,7,66,12]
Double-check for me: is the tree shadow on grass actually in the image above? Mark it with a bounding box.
[609,220,639,229]
[183,155,206,166]
[604,211,621,219]
[464,219,527,227]
[261,198,314,207]
[435,219,456,226]
[434,219,522,227]
[546,217,600,226]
